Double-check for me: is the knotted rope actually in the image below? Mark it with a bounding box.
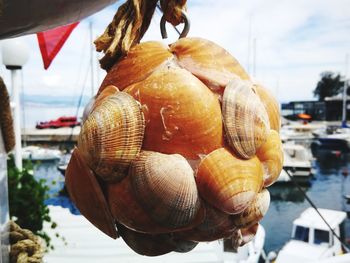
[0,76,15,153]
[9,221,44,263]
[94,0,187,71]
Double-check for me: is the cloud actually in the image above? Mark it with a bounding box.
[0,0,349,104]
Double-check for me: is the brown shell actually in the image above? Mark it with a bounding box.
[125,65,223,159]
[222,78,270,159]
[107,175,171,234]
[232,189,270,228]
[256,130,284,187]
[92,85,119,110]
[130,151,203,230]
[253,84,281,132]
[170,37,250,92]
[240,223,259,246]
[176,202,236,242]
[65,148,118,239]
[78,92,145,181]
[100,41,173,92]
[196,148,263,214]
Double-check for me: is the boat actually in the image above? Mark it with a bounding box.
[44,206,266,263]
[277,143,313,184]
[22,146,62,161]
[268,208,347,263]
[36,116,80,129]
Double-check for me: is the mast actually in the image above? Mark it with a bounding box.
[89,21,95,97]
[342,54,349,128]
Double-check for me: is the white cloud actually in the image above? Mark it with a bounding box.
[0,0,349,104]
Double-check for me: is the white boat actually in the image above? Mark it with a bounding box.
[269,208,347,263]
[277,143,313,183]
[22,146,62,161]
[44,206,266,263]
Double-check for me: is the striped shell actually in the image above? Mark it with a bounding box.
[253,84,281,132]
[130,151,203,230]
[232,189,270,228]
[196,148,263,214]
[222,78,270,159]
[65,148,118,239]
[170,37,250,92]
[256,130,284,187]
[125,65,223,160]
[177,202,236,242]
[78,92,145,181]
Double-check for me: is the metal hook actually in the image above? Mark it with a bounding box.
[160,10,190,39]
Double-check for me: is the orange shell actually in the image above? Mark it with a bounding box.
[253,84,281,132]
[125,65,223,159]
[100,41,173,92]
[65,148,118,239]
[196,148,263,214]
[170,37,250,92]
[256,130,284,187]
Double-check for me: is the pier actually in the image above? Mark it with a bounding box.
[21,127,80,143]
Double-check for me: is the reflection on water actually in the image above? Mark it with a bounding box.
[32,151,350,255]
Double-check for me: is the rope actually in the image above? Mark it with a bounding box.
[284,169,350,252]
[9,221,44,263]
[94,0,187,71]
[0,76,15,153]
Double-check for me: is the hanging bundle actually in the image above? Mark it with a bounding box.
[0,77,15,153]
[94,0,187,71]
[9,221,44,263]
[66,0,284,256]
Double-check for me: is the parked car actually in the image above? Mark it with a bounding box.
[36,116,80,129]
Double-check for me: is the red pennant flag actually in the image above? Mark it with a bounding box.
[37,22,79,69]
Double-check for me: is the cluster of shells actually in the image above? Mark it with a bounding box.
[65,37,283,256]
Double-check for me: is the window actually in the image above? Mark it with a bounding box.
[293,226,309,242]
[314,229,330,245]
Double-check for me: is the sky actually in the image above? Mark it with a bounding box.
[0,0,349,103]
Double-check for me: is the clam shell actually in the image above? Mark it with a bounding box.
[222,78,270,159]
[256,130,284,187]
[196,148,263,214]
[232,189,270,228]
[253,84,281,132]
[100,41,173,92]
[65,148,118,239]
[78,92,145,181]
[130,151,203,230]
[240,223,259,246]
[117,223,175,256]
[170,37,250,92]
[177,202,236,242]
[108,175,181,234]
[125,65,223,159]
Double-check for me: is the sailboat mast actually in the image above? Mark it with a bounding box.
[342,54,349,127]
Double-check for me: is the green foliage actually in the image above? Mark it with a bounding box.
[7,156,54,248]
[313,71,347,101]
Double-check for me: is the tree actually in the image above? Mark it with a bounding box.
[313,71,346,101]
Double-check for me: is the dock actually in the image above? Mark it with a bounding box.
[21,127,80,143]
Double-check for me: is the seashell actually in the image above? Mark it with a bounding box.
[116,223,175,256]
[130,151,204,230]
[170,37,250,92]
[65,148,118,239]
[176,202,236,242]
[107,175,175,234]
[240,223,259,246]
[222,78,270,159]
[100,41,173,92]
[196,148,263,214]
[125,65,223,160]
[256,130,284,187]
[78,92,145,181]
[117,223,198,256]
[82,85,120,124]
[253,84,281,132]
[232,189,270,229]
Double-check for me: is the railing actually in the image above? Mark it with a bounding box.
[0,129,9,263]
